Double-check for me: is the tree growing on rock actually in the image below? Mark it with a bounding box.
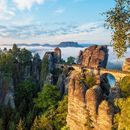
[67,56,75,64]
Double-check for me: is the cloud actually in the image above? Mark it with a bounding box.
[55,8,65,14]
[13,0,44,10]
[0,22,111,44]
[0,0,15,20]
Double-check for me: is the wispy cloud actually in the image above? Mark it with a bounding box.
[0,22,110,43]
[13,0,45,10]
[0,0,15,20]
[55,8,65,14]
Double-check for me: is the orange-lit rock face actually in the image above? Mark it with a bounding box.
[122,58,130,72]
[67,71,114,130]
[77,45,108,68]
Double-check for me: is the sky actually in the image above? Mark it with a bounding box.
[0,0,115,45]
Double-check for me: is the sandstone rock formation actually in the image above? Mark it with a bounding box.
[41,48,62,85]
[0,74,15,109]
[122,58,130,72]
[57,72,67,97]
[54,47,61,63]
[77,45,108,68]
[67,70,115,130]
[43,48,61,73]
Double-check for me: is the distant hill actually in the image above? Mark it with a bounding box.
[0,42,112,48]
[16,42,83,48]
[42,42,82,47]
[57,42,82,47]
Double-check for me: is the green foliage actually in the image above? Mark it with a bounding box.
[33,53,40,60]
[33,96,68,130]
[105,0,130,58]
[0,45,40,130]
[0,44,68,130]
[40,57,49,84]
[114,97,130,130]
[34,84,60,112]
[31,116,52,130]
[0,118,3,130]
[81,74,96,88]
[18,48,32,64]
[15,80,35,107]
[50,96,68,130]
[0,50,13,74]
[113,74,130,130]
[67,56,75,64]
[8,121,16,130]
[119,75,130,97]
[16,119,25,130]
[53,68,63,85]
[60,58,66,64]
[61,126,70,130]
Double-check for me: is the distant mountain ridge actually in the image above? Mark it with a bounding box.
[0,42,113,48]
[16,42,82,48]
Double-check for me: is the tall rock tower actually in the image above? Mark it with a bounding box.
[54,47,61,63]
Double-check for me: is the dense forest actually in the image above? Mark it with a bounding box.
[0,44,73,130]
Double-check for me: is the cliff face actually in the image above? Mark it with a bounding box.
[40,47,62,85]
[67,71,114,130]
[67,45,117,130]
[0,53,41,109]
[0,73,15,109]
[77,45,108,68]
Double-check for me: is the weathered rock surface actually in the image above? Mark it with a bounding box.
[100,74,111,95]
[67,71,88,130]
[77,45,108,68]
[0,74,15,109]
[96,101,114,130]
[57,72,66,97]
[32,54,41,89]
[41,48,62,85]
[122,58,130,72]
[67,70,114,130]
[54,47,61,63]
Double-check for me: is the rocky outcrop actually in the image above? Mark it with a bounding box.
[100,74,111,95]
[67,71,88,130]
[0,74,15,109]
[41,48,62,85]
[96,101,113,130]
[67,70,115,130]
[43,47,61,73]
[77,45,108,68]
[58,42,82,47]
[57,72,66,97]
[32,53,41,89]
[54,47,61,63]
[122,58,130,72]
